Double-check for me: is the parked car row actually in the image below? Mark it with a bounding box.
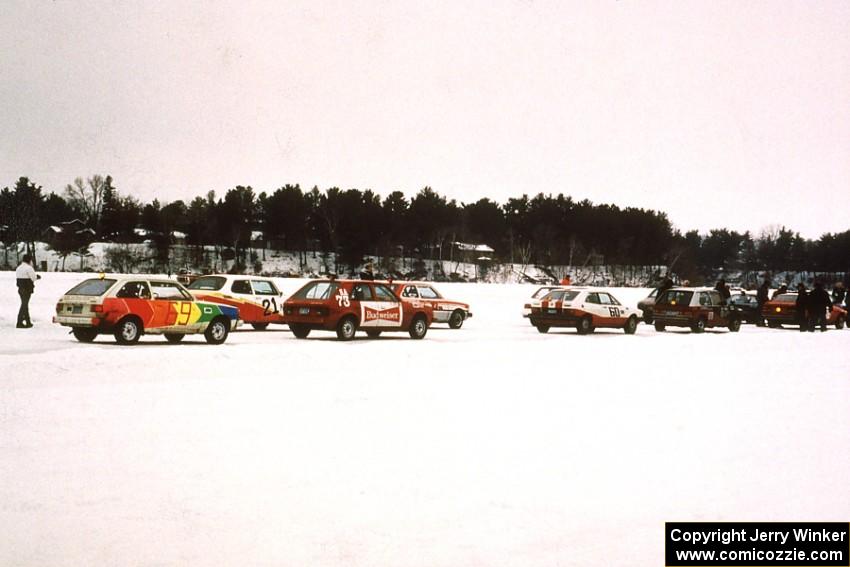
[53,276,847,344]
[53,275,472,344]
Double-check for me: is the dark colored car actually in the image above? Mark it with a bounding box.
[728,293,763,324]
[762,293,847,329]
[637,288,659,323]
[653,287,741,333]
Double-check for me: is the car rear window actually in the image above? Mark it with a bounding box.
[543,290,580,302]
[658,290,693,306]
[292,281,338,300]
[65,278,117,296]
[776,294,797,302]
[188,276,226,291]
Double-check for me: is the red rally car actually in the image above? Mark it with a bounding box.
[762,292,847,329]
[391,282,472,329]
[652,287,741,333]
[282,279,434,340]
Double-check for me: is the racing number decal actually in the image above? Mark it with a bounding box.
[336,288,350,308]
[173,302,192,325]
[608,307,621,317]
[262,297,278,316]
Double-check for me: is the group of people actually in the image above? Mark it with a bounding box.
[755,276,848,332]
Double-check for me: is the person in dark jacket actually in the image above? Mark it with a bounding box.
[795,283,809,332]
[832,282,846,306]
[715,278,731,305]
[755,277,771,326]
[808,281,833,332]
[15,254,39,328]
[772,284,788,299]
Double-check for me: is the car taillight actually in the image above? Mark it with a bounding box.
[284,307,293,315]
[775,307,781,313]
[55,302,62,313]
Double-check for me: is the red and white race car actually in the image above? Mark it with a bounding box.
[391,282,472,329]
[186,274,285,330]
[282,279,434,340]
[522,285,565,318]
[527,287,639,334]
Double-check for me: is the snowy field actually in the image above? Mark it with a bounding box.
[1,272,848,567]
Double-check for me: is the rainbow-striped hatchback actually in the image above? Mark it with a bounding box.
[54,276,240,344]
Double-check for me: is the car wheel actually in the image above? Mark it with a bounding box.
[448,309,465,329]
[72,327,98,343]
[768,320,780,328]
[729,318,741,332]
[836,316,846,330]
[408,315,428,339]
[691,318,706,333]
[366,330,382,339]
[624,316,638,335]
[114,317,142,345]
[642,311,653,325]
[290,324,310,339]
[654,321,666,332]
[204,317,230,344]
[576,316,593,335]
[251,323,269,331]
[165,333,185,343]
[336,316,357,341]
[536,325,549,334]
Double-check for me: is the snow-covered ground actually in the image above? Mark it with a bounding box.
[1,273,848,566]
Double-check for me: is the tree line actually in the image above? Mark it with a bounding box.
[1,175,848,281]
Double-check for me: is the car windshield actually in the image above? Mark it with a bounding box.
[292,281,337,300]
[543,290,580,302]
[657,290,693,306]
[188,276,226,291]
[65,278,117,296]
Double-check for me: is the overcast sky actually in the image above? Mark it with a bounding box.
[1,1,848,238]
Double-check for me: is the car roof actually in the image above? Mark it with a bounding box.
[665,287,715,292]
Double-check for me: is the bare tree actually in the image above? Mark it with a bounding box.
[64,175,111,232]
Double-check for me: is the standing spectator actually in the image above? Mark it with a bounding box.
[756,277,771,326]
[772,284,788,299]
[15,254,39,328]
[809,281,833,332]
[715,278,731,305]
[795,283,809,332]
[832,282,846,306]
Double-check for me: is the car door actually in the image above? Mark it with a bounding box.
[149,281,196,331]
[416,285,445,321]
[351,282,381,328]
[250,279,284,322]
[114,280,154,326]
[598,292,626,326]
[373,284,404,328]
[583,292,610,322]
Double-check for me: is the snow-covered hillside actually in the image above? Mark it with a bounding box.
[1,273,848,566]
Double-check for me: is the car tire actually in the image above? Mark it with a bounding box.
[576,316,593,335]
[768,320,780,328]
[448,310,465,329]
[536,325,549,333]
[836,316,846,330]
[251,323,269,331]
[114,317,142,345]
[72,327,98,343]
[728,318,741,332]
[408,315,428,340]
[642,311,653,325]
[691,318,706,333]
[204,317,230,344]
[654,321,666,332]
[366,330,382,339]
[336,316,357,341]
[165,333,185,343]
[290,324,310,339]
[624,316,638,334]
